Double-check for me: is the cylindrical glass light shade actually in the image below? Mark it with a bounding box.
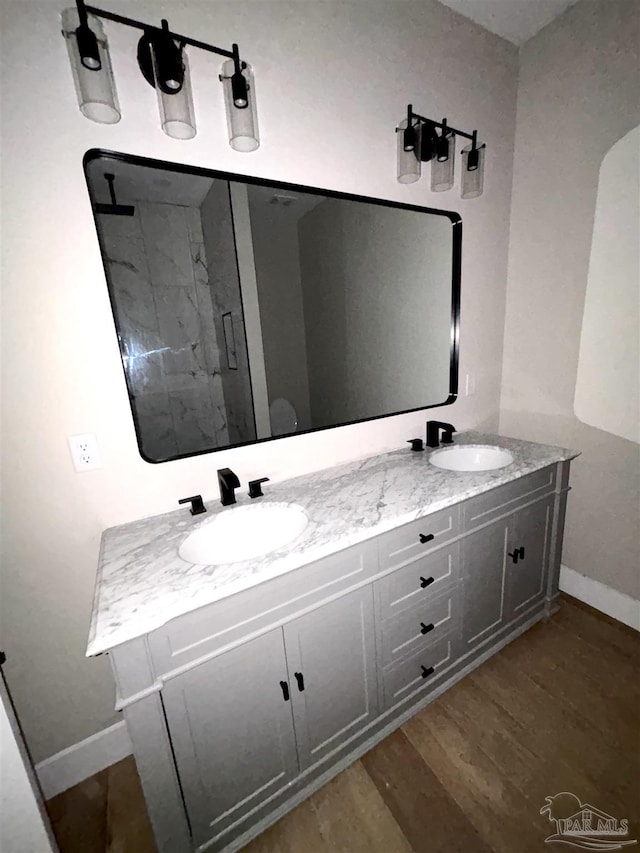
[396,119,421,184]
[430,130,455,191]
[461,142,486,199]
[151,45,196,140]
[61,7,120,124]
[221,59,259,152]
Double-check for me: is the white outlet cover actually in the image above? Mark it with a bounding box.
[68,433,102,472]
[464,373,476,397]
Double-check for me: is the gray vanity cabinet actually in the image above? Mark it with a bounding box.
[110,460,572,853]
[505,495,554,618]
[158,584,377,850]
[461,480,555,654]
[161,629,298,848]
[461,521,510,651]
[283,585,378,770]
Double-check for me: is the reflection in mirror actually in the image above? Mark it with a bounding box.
[85,152,460,462]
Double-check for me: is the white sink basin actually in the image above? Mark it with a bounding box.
[179,502,308,565]
[429,445,514,472]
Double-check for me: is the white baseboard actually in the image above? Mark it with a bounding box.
[559,565,640,631]
[36,720,132,801]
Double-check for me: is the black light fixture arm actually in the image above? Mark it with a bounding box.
[77,0,90,29]
[232,43,244,75]
[404,107,477,144]
[81,0,237,60]
[65,0,260,146]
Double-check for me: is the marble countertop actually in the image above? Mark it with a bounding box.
[87,432,579,656]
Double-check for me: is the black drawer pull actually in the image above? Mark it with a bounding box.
[508,546,525,564]
[420,576,435,588]
[294,672,305,692]
[420,622,435,635]
[280,680,289,702]
[419,533,435,544]
[421,665,435,678]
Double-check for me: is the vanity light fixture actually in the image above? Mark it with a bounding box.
[61,0,260,149]
[396,106,485,198]
[461,131,486,199]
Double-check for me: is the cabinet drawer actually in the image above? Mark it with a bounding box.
[379,585,460,667]
[462,466,556,531]
[148,540,378,677]
[382,633,458,710]
[377,504,460,572]
[375,542,460,620]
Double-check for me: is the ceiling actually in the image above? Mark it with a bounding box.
[437,0,579,46]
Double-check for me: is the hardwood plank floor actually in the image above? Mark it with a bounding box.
[46,596,640,853]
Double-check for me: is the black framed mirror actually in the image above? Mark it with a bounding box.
[84,150,461,463]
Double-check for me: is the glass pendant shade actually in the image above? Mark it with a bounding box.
[397,119,421,184]
[151,43,196,139]
[461,142,486,198]
[61,7,120,124]
[221,59,259,152]
[430,130,455,191]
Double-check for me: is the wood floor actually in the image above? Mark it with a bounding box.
[46,595,640,853]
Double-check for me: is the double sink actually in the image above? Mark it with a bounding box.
[179,444,514,567]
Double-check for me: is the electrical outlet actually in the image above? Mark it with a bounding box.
[464,373,476,397]
[68,433,102,472]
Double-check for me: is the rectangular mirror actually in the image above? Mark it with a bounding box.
[84,150,460,462]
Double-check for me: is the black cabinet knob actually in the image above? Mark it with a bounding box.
[420,622,435,635]
[280,680,290,702]
[508,546,525,564]
[294,672,305,692]
[419,533,435,544]
[420,576,435,588]
[421,665,435,679]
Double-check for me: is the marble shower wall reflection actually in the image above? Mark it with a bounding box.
[99,196,255,460]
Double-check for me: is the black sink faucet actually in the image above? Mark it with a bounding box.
[426,421,456,448]
[217,468,240,506]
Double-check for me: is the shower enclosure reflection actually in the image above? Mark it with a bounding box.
[85,152,460,462]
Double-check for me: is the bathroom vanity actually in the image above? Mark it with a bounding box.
[88,432,578,853]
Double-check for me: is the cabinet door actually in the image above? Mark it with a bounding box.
[461,520,509,652]
[162,629,298,848]
[283,586,378,771]
[506,496,553,619]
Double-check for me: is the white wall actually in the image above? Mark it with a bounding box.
[0,677,58,853]
[500,0,640,600]
[0,0,517,763]
[574,125,639,444]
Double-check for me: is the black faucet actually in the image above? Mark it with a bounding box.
[426,420,456,448]
[217,468,240,506]
[248,477,270,498]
